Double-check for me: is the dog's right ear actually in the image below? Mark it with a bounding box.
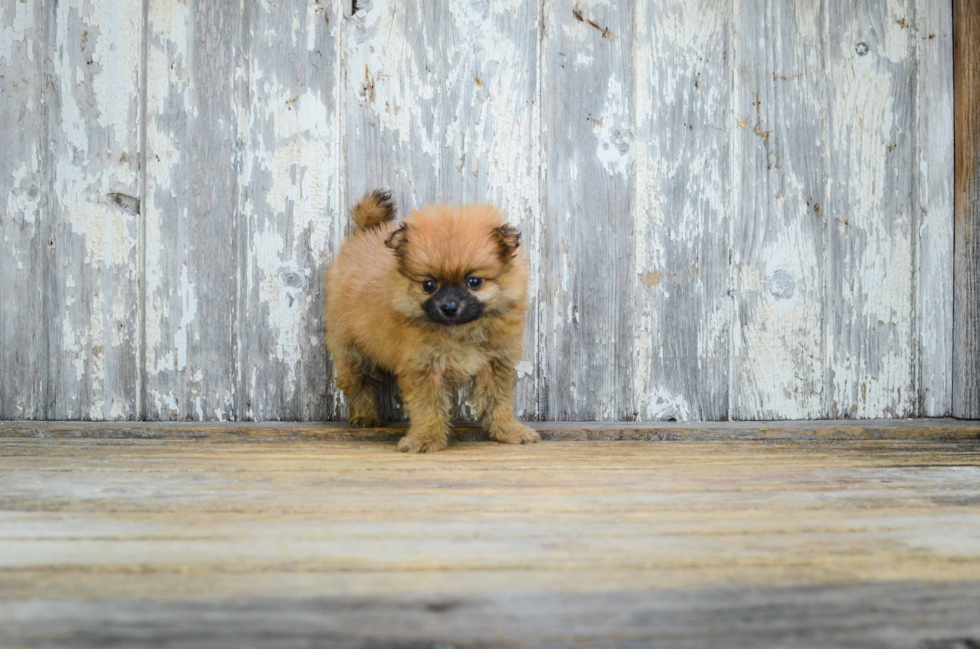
[385,223,409,256]
[492,224,521,260]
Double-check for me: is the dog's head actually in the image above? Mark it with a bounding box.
[385,204,526,327]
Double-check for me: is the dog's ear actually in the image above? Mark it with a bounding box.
[492,224,521,259]
[385,223,409,256]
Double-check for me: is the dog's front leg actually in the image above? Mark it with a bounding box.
[396,369,452,453]
[473,361,540,445]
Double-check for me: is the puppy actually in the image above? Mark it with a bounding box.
[325,190,540,453]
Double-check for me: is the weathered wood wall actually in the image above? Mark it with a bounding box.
[0,0,960,422]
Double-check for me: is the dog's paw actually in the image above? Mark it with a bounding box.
[489,423,540,445]
[397,434,448,453]
[347,414,382,428]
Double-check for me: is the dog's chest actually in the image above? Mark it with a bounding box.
[419,337,493,382]
[437,346,490,382]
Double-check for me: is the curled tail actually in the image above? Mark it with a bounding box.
[350,189,396,232]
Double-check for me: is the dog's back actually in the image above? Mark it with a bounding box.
[325,192,401,355]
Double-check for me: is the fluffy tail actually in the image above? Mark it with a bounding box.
[350,189,396,232]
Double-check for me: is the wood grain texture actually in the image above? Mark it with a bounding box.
[954,0,980,418]
[238,0,342,421]
[44,0,143,419]
[731,0,827,420]
[827,0,916,418]
[2,436,980,646]
[540,0,635,420]
[1,418,979,442]
[2,582,980,649]
[634,0,730,421]
[916,0,954,417]
[0,0,45,419]
[144,0,246,420]
[345,0,541,421]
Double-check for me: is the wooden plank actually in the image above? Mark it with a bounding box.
[730,0,827,420]
[2,419,978,442]
[634,1,731,421]
[0,0,45,419]
[827,0,917,418]
[344,0,541,421]
[144,0,246,420]
[43,0,143,420]
[3,583,980,649]
[954,0,980,418]
[2,438,980,646]
[540,0,634,420]
[238,0,342,421]
[916,0,954,416]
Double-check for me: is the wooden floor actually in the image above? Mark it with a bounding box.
[2,421,980,648]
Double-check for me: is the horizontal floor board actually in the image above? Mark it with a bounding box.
[1,419,979,442]
[2,437,980,646]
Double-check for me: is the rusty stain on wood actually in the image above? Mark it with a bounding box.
[572,7,613,42]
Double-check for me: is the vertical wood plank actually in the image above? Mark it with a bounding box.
[730,0,827,420]
[144,0,245,420]
[634,0,731,421]
[916,0,954,416]
[345,0,541,421]
[0,0,45,419]
[44,0,143,420]
[238,0,342,421]
[827,0,916,418]
[540,0,634,421]
[953,0,980,418]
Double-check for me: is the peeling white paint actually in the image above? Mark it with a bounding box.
[633,0,729,420]
[152,390,180,418]
[89,0,141,135]
[57,159,137,268]
[828,6,915,418]
[6,161,39,224]
[915,0,954,416]
[515,361,534,380]
[241,0,341,416]
[0,1,36,65]
[39,0,143,419]
[145,0,194,402]
[593,73,632,177]
[173,263,198,371]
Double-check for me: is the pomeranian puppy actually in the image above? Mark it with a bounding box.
[325,190,540,453]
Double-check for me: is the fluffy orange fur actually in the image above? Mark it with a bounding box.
[325,191,539,453]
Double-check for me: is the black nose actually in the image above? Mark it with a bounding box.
[440,301,459,317]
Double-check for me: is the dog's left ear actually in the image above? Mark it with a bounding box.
[385,223,409,256]
[492,224,521,259]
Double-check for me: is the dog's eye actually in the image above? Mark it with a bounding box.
[466,277,483,290]
[422,279,437,294]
